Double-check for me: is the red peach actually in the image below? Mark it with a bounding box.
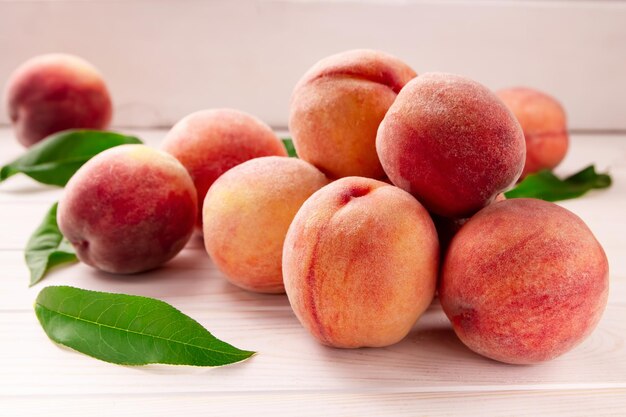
[4,54,112,147]
[289,49,416,179]
[440,198,609,364]
[497,87,569,177]
[161,109,287,229]
[283,177,439,348]
[58,145,197,274]
[376,73,525,218]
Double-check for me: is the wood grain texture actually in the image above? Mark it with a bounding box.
[4,389,626,417]
[1,129,625,415]
[2,302,626,396]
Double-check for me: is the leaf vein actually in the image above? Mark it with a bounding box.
[37,304,247,357]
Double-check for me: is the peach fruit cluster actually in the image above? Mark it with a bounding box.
[3,51,607,365]
[285,50,607,365]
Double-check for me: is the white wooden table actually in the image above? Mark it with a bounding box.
[1,128,625,416]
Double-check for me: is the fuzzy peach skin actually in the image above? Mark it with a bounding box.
[162,109,287,228]
[439,198,609,365]
[289,49,416,179]
[283,177,439,348]
[497,87,569,178]
[4,54,112,147]
[58,145,197,274]
[203,156,329,293]
[376,73,526,218]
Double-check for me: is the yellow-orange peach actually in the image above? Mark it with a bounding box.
[440,198,609,364]
[4,54,112,147]
[377,73,525,218]
[497,87,569,177]
[283,177,439,348]
[58,145,197,274]
[289,49,416,179]
[203,156,329,293]
[162,109,287,228]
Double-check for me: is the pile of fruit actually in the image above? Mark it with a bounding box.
[3,50,608,366]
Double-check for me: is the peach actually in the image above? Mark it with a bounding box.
[58,144,197,274]
[203,156,329,293]
[161,109,287,228]
[439,198,609,364]
[289,49,416,179]
[497,87,569,177]
[376,73,526,218]
[4,54,112,147]
[283,177,439,348]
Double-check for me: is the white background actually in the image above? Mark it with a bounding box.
[0,0,625,131]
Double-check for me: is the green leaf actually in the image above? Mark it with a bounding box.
[282,137,298,158]
[1,130,142,187]
[35,286,256,366]
[505,165,612,202]
[25,202,78,286]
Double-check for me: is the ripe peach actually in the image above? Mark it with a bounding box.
[58,145,197,274]
[283,177,439,348]
[4,54,112,147]
[376,73,526,218]
[289,49,416,179]
[203,156,329,293]
[497,87,569,177]
[161,109,287,228]
[440,198,609,364]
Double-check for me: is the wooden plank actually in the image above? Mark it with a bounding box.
[3,389,626,417]
[1,129,626,414]
[1,302,625,396]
